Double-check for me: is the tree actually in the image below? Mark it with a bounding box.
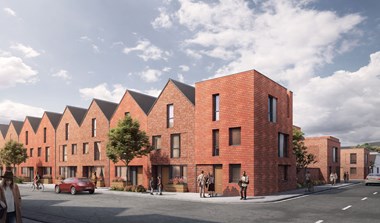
[106,115,152,184]
[292,127,317,174]
[0,140,28,172]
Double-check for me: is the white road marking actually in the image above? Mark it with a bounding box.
[315,220,324,223]
[374,192,378,195]
[342,205,352,210]
[361,197,368,201]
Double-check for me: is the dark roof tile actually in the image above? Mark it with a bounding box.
[45,112,63,129]
[93,99,118,121]
[128,90,157,115]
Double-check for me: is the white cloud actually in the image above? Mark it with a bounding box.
[10,43,40,58]
[152,7,173,29]
[177,73,185,82]
[179,65,190,72]
[166,0,363,89]
[123,39,170,61]
[145,88,162,97]
[92,44,100,53]
[163,67,172,72]
[3,8,16,17]
[0,56,38,88]
[0,100,44,123]
[79,83,125,103]
[138,68,162,82]
[52,70,72,84]
[294,51,380,145]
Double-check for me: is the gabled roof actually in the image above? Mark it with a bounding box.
[10,120,23,135]
[66,106,87,126]
[170,79,195,105]
[0,124,9,138]
[25,116,42,133]
[128,90,157,115]
[93,99,118,121]
[45,112,62,129]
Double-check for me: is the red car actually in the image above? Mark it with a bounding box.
[55,177,95,195]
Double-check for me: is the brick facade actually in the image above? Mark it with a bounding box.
[340,147,370,180]
[304,136,341,183]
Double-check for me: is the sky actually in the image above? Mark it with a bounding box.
[1,0,380,146]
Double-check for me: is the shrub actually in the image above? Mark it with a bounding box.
[135,185,146,192]
[14,177,23,184]
[110,186,124,191]
[112,177,125,182]
[124,185,133,192]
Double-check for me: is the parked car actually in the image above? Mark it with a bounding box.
[365,173,380,186]
[55,177,95,195]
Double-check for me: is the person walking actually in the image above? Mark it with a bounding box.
[156,176,162,195]
[207,173,215,197]
[1,171,22,223]
[240,171,249,200]
[343,172,347,183]
[197,171,206,198]
[305,171,312,192]
[149,177,154,195]
[329,172,335,186]
[333,172,338,185]
[93,171,98,189]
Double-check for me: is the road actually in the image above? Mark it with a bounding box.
[21,184,379,223]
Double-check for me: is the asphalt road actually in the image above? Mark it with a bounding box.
[21,183,379,223]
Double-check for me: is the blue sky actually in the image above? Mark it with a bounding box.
[1,0,380,146]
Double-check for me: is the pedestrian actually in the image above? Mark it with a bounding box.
[346,171,349,182]
[1,171,22,223]
[329,172,335,186]
[305,171,312,192]
[343,172,347,183]
[240,171,249,200]
[93,171,98,188]
[207,173,215,197]
[149,177,154,195]
[197,171,206,198]
[156,176,162,195]
[333,172,338,185]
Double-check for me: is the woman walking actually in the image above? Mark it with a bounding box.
[1,171,22,223]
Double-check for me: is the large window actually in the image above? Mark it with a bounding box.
[332,147,338,162]
[92,118,97,137]
[278,133,289,157]
[83,143,89,154]
[65,123,69,140]
[62,145,67,162]
[94,142,101,160]
[115,166,127,180]
[171,134,180,158]
[229,127,241,146]
[212,129,219,156]
[229,164,241,183]
[152,136,162,150]
[212,94,220,121]
[350,153,357,164]
[268,96,277,122]
[167,104,174,128]
[45,147,50,162]
[169,165,188,183]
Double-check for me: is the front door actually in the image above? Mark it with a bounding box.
[214,165,223,195]
[29,167,34,182]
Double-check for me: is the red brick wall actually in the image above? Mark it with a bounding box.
[304,136,341,183]
[5,123,20,143]
[110,91,150,188]
[148,80,196,192]
[341,148,370,180]
[19,119,39,177]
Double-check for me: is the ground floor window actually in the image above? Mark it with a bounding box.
[115,166,127,181]
[350,167,357,175]
[83,166,104,179]
[43,167,52,176]
[229,164,241,183]
[279,165,288,181]
[59,166,77,178]
[169,165,187,183]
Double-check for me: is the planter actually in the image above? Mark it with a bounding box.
[97,180,105,187]
[42,178,52,184]
[110,181,126,188]
[164,184,188,192]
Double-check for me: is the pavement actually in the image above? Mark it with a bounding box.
[21,181,361,222]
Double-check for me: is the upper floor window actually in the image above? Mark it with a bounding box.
[350,153,357,164]
[83,143,89,154]
[38,147,42,157]
[332,147,338,162]
[92,118,97,137]
[65,123,69,140]
[43,127,47,143]
[167,104,174,128]
[45,147,50,162]
[212,94,220,121]
[72,144,77,155]
[152,136,162,150]
[25,131,28,145]
[94,142,101,160]
[212,129,219,156]
[268,96,277,122]
[62,145,67,162]
[278,133,289,157]
[30,148,33,157]
[171,134,180,158]
[229,127,241,146]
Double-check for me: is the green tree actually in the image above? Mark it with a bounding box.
[106,115,152,184]
[292,127,317,174]
[0,140,28,171]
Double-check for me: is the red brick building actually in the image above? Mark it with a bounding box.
[304,136,341,183]
[340,147,370,180]
[0,124,8,150]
